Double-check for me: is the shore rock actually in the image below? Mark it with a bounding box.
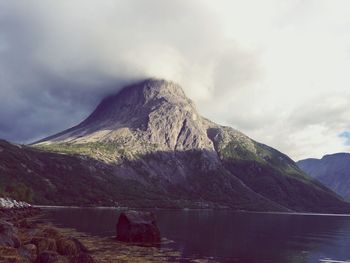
[116,211,160,243]
[36,250,69,263]
[0,220,20,248]
[31,237,57,254]
[56,237,79,256]
[71,253,95,263]
[0,198,31,209]
[0,208,96,263]
[19,244,37,261]
[39,227,62,240]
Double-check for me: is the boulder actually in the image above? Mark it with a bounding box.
[0,220,20,247]
[56,237,79,255]
[36,251,68,263]
[71,253,95,263]
[31,237,57,254]
[57,236,88,255]
[19,243,37,261]
[39,227,62,240]
[116,210,161,243]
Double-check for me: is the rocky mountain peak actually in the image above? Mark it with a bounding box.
[98,78,193,112]
[37,78,215,153]
[141,78,189,104]
[82,78,197,126]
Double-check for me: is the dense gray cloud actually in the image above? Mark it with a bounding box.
[1,0,350,160]
[0,0,257,143]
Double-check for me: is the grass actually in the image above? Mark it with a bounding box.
[35,142,127,163]
[219,139,304,178]
[220,141,260,162]
[35,141,160,164]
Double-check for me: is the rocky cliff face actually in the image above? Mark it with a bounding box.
[37,79,215,151]
[298,153,350,200]
[5,78,348,212]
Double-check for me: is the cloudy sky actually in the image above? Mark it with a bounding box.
[1,0,350,160]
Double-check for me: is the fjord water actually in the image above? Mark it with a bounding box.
[42,208,350,263]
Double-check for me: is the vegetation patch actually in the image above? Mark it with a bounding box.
[35,142,126,163]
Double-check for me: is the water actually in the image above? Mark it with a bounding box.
[41,207,350,263]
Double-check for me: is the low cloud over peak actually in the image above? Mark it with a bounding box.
[1,0,350,160]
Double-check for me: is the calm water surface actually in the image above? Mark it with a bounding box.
[42,208,350,263]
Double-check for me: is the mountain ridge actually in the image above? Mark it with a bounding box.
[298,153,350,200]
[1,78,349,212]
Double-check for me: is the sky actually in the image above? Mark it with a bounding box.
[1,0,350,160]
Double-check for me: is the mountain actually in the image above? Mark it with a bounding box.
[0,138,280,209]
[0,139,153,206]
[1,78,349,212]
[298,153,350,201]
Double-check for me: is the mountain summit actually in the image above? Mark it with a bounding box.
[8,78,348,212]
[38,79,217,153]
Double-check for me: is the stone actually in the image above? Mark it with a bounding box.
[19,243,37,261]
[39,227,62,239]
[116,210,161,243]
[0,198,31,209]
[36,251,68,263]
[71,253,95,263]
[0,220,20,248]
[56,237,79,255]
[31,237,57,254]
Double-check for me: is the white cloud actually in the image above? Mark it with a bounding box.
[197,0,350,160]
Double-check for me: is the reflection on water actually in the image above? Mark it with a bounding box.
[42,208,350,263]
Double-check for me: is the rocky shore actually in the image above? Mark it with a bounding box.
[0,205,95,262]
[0,200,218,263]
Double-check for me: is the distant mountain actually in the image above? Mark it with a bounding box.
[298,153,350,200]
[1,78,349,212]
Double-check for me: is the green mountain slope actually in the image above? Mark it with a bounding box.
[0,139,286,210]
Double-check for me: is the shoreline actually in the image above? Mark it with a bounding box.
[37,205,350,217]
[0,207,97,263]
[0,207,218,263]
